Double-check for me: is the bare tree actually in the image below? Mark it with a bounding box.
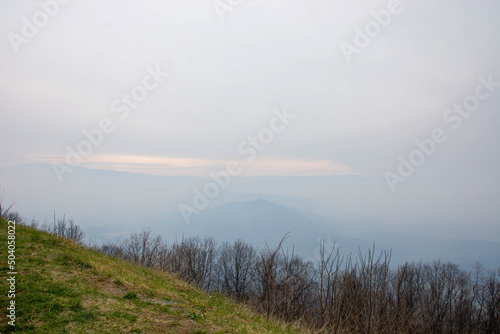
[92,227,499,334]
[483,268,500,333]
[123,227,162,267]
[253,234,289,322]
[274,248,314,323]
[217,239,256,302]
[164,236,218,291]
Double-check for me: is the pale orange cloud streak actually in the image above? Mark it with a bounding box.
[26,154,357,177]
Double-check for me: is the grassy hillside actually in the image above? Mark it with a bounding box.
[0,218,308,334]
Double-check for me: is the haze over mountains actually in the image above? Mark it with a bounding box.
[1,3,499,332]
[1,163,499,269]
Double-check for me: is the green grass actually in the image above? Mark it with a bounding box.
[0,218,309,333]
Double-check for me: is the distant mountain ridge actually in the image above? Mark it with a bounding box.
[158,199,500,269]
[2,164,499,269]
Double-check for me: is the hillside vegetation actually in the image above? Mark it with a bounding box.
[2,212,499,334]
[0,218,307,334]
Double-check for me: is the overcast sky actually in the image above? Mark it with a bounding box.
[1,0,499,182]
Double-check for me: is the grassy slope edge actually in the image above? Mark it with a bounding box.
[0,218,309,334]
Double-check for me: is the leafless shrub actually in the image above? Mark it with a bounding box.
[53,215,85,243]
[100,241,126,258]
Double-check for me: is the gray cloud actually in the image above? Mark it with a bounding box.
[0,0,498,184]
